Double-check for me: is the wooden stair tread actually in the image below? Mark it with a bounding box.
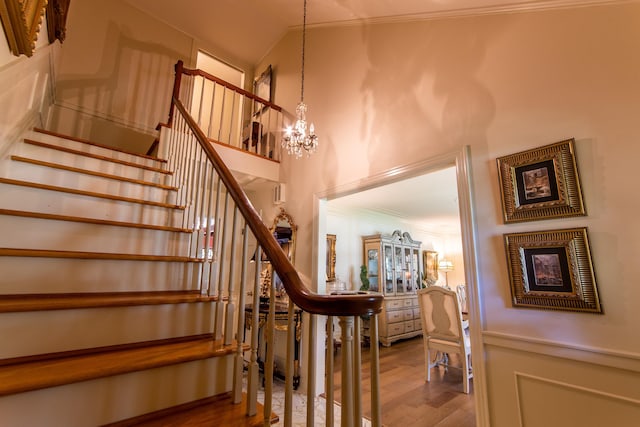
[0,291,217,313]
[0,177,185,209]
[33,128,168,163]
[0,337,240,397]
[103,392,278,427]
[0,208,191,233]
[0,247,204,262]
[23,139,172,175]
[11,155,178,191]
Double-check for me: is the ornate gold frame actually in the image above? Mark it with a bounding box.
[326,234,336,282]
[422,250,438,287]
[270,208,297,264]
[0,0,48,57]
[497,139,586,223]
[504,228,601,313]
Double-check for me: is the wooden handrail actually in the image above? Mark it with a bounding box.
[179,61,282,112]
[173,99,383,317]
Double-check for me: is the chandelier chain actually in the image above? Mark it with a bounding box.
[300,0,307,102]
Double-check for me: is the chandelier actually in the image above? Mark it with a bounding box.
[282,0,318,159]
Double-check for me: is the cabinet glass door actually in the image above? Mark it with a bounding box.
[403,247,413,292]
[411,248,420,291]
[394,246,404,294]
[366,248,379,292]
[383,243,394,294]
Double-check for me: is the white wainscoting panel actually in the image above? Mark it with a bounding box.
[483,331,640,427]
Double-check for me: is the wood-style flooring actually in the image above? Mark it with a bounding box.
[331,336,476,427]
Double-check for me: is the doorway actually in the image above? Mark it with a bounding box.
[314,148,482,425]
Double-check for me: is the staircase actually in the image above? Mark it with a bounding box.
[0,59,386,427]
[0,128,260,426]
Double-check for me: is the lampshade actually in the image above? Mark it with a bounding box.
[438,260,454,272]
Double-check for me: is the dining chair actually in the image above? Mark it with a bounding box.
[456,283,468,314]
[417,286,473,393]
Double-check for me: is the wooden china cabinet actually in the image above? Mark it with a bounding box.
[362,230,422,346]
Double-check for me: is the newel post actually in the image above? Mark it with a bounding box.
[167,60,184,127]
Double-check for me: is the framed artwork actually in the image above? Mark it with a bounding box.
[46,0,71,44]
[253,65,272,113]
[0,0,48,57]
[504,228,601,313]
[422,250,439,287]
[326,234,336,282]
[497,139,585,223]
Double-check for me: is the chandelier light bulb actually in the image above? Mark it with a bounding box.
[282,102,318,159]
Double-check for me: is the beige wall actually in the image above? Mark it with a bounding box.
[261,3,640,426]
[46,0,261,153]
[47,0,194,151]
[0,10,53,155]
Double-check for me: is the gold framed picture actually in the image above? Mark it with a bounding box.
[0,0,48,57]
[326,234,336,282]
[504,227,601,313]
[497,139,586,223]
[422,250,438,287]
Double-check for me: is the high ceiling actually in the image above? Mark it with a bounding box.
[122,0,601,232]
[124,0,603,65]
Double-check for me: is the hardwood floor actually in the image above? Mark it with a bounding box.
[331,336,476,427]
[107,335,474,426]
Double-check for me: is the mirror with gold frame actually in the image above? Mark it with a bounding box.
[270,208,296,264]
[265,208,296,299]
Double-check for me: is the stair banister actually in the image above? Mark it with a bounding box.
[172,99,382,316]
[166,61,385,426]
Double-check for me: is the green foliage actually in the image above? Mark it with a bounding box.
[359,265,370,291]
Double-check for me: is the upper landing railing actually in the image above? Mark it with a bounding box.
[167,60,284,161]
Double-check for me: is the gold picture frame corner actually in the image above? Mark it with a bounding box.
[0,0,49,57]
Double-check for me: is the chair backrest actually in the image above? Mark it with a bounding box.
[456,283,467,313]
[417,286,465,343]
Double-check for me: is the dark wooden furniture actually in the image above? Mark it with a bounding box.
[244,302,302,389]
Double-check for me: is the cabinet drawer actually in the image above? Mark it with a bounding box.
[403,309,414,322]
[386,299,403,310]
[414,319,422,331]
[387,322,404,336]
[403,298,414,308]
[413,308,421,319]
[387,310,404,323]
[404,321,414,333]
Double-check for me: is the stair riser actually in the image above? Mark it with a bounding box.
[0,215,192,255]
[0,257,208,294]
[12,141,172,185]
[26,130,166,169]
[0,355,234,427]
[5,160,177,204]
[0,184,185,226]
[0,302,219,359]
